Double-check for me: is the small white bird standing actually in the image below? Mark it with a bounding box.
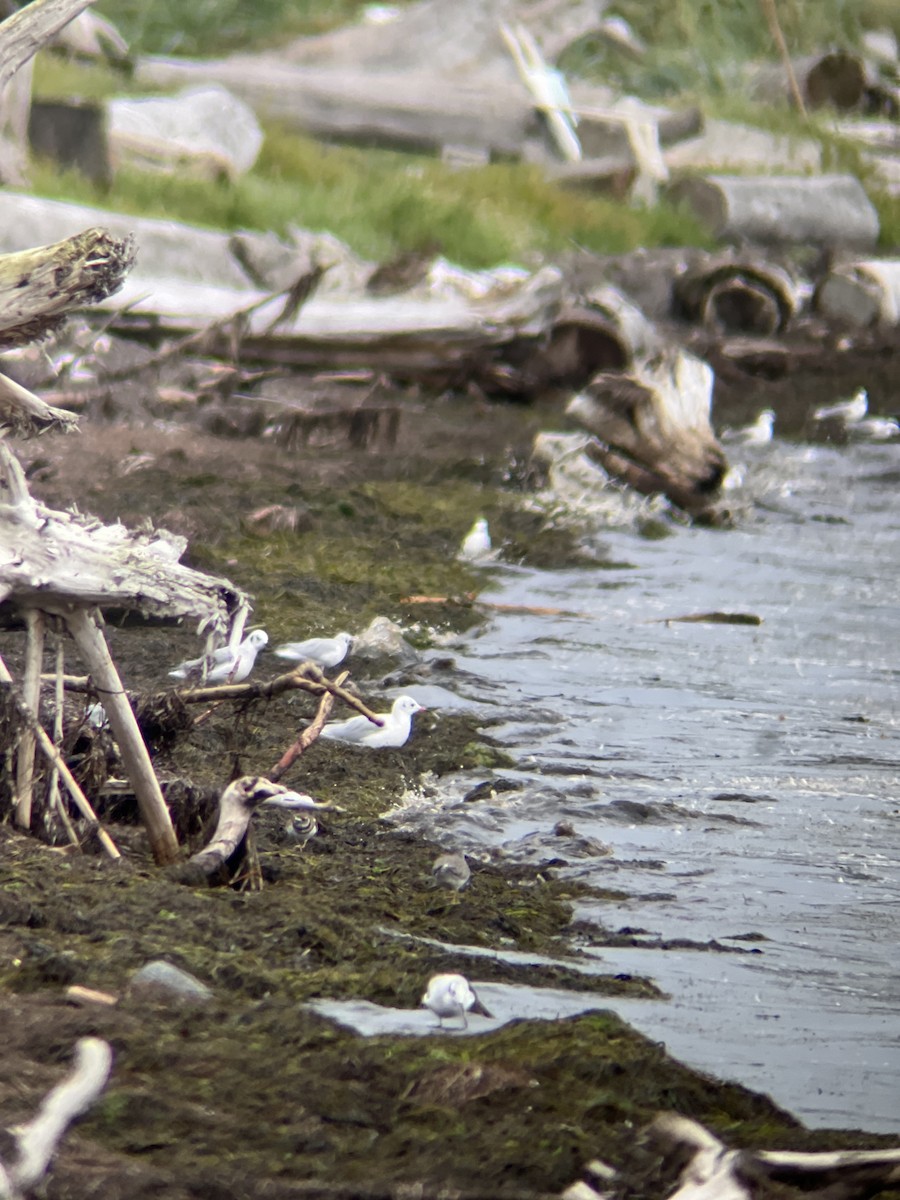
[421,972,493,1030]
[459,517,491,560]
[273,631,353,669]
[169,629,268,684]
[431,852,471,892]
[814,388,868,424]
[319,694,425,749]
[722,409,774,446]
[847,415,899,441]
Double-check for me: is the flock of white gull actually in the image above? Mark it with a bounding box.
[723,388,899,447]
[163,519,496,1029]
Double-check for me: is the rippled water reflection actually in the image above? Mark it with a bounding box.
[397,440,900,1132]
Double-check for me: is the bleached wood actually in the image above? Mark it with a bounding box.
[47,634,80,846]
[0,226,135,351]
[648,1113,900,1200]
[0,651,120,858]
[668,174,879,250]
[0,0,98,93]
[8,1037,112,1195]
[65,608,179,865]
[815,258,900,326]
[14,608,43,828]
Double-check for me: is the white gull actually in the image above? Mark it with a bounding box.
[319,694,425,749]
[814,387,868,423]
[421,972,493,1030]
[169,629,268,684]
[274,631,353,669]
[459,517,491,560]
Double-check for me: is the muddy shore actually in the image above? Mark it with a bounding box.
[1,327,899,1199]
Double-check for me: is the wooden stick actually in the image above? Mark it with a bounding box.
[65,608,178,865]
[9,1037,112,1195]
[14,608,44,829]
[0,652,120,859]
[47,635,80,848]
[0,0,99,94]
[759,0,807,118]
[269,671,347,782]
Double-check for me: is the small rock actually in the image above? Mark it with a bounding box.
[130,960,213,1003]
[352,616,419,665]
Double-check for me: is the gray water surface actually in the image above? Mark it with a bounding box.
[394,440,900,1133]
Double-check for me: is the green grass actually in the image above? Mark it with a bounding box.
[94,0,381,57]
[27,0,897,261]
[27,76,712,267]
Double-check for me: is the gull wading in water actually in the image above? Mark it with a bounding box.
[169,629,268,684]
[722,409,774,446]
[431,852,471,892]
[459,517,491,561]
[273,631,353,669]
[421,972,493,1030]
[814,387,868,424]
[319,694,425,749]
[847,415,899,441]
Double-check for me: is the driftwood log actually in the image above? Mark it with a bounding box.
[748,50,871,112]
[647,1113,900,1200]
[170,776,331,887]
[667,174,880,251]
[814,258,900,327]
[0,1,256,866]
[672,255,800,336]
[566,347,727,518]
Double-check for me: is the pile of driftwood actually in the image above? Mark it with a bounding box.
[564,1114,900,1200]
[0,0,382,879]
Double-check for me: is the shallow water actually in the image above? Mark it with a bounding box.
[396,440,900,1133]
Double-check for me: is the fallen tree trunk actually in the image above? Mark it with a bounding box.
[747,50,869,111]
[0,0,99,93]
[673,255,800,335]
[136,56,537,158]
[667,174,879,250]
[814,258,900,326]
[566,346,727,516]
[0,225,134,347]
[648,1112,900,1200]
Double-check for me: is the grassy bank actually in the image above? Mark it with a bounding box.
[27,0,897,265]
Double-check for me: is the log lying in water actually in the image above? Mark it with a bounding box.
[667,174,879,251]
[814,258,900,326]
[566,346,727,517]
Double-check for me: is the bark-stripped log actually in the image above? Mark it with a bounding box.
[667,174,879,250]
[647,1112,900,1200]
[0,226,135,348]
[673,255,800,335]
[566,347,727,517]
[814,258,900,326]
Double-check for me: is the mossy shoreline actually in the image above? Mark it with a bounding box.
[2,394,899,1199]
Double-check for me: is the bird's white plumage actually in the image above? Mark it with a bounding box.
[847,416,899,441]
[814,388,868,424]
[273,631,353,668]
[722,409,774,446]
[421,972,491,1029]
[169,629,268,684]
[459,517,491,560]
[319,695,425,749]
